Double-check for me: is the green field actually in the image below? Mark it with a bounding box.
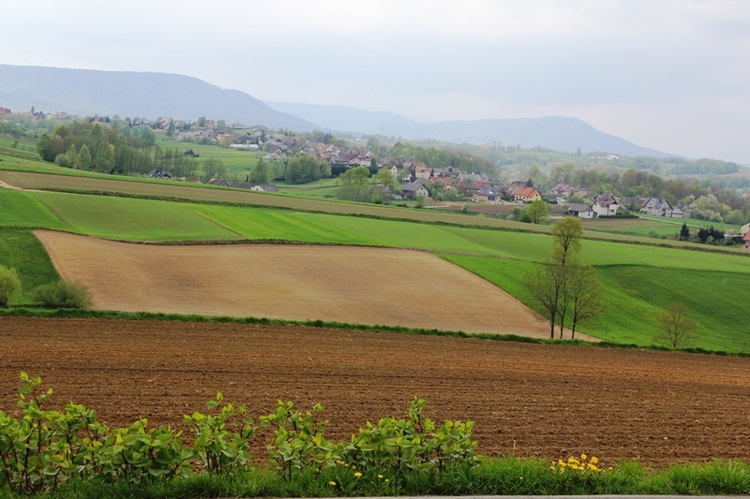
[0,189,69,229]
[582,217,732,238]
[31,191,241,242]
[441,254,750,353]
[0,228,59,304]
[155,136,259,174]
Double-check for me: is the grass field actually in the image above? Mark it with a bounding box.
[0,189,69,230]
[582,216,731,238]
[30,191,241,242]
[155,136,259,174]
[441,253,750,352]
[0,228,59,304]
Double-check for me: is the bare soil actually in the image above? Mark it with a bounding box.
[1,316,748,468]
[35,230,564,339]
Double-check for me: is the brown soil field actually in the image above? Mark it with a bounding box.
[0,316,748,468]
[35,230,559,338]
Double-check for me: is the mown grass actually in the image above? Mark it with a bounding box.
[27,458,750,498]
[30,191,241,242]
[0,228,59,305]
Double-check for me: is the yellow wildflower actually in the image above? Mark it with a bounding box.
[378,474,383,479]
[329,481,336,486]
[581,453,587,461]
[588,464,599,472]
[385,479,390,483]
[590,456,599,464]
[354,472,362,478]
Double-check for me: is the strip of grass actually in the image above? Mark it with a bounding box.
[34,457,750,498]
[31,191,241,242]
[0,189,69,229]
[0,228,59,304]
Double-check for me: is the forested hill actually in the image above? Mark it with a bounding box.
[0,64,318,131]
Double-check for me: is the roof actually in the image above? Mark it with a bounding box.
[403,181,430,193]
[568,203,593,212]
[514,186,540,198]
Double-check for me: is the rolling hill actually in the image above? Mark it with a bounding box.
[0,63,671,157]
[0,64,317,130]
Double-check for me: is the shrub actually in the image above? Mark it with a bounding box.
[0,265,21,307]
[34,280,93,309]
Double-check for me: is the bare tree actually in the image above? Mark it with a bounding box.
[568,263,604,339]
[654,303,697,348]
[523,260,567,339]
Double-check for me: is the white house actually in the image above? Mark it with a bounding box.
[592,193,619,216]
[567,203,595,219]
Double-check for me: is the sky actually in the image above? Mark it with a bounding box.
[2,0,750,163]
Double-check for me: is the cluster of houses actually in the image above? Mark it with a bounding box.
[565,193,688,219]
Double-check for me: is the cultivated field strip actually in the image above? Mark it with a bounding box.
[0,317,748,468]
[34,230,553,337]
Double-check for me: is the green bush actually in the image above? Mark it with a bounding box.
[34,280,93,309]
[0,265,21,307]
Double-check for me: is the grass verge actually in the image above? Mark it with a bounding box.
[25,458,750,498]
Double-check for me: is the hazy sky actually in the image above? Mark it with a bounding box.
[2,1,750,163]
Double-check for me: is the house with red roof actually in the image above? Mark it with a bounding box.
[743,231,750,250]
[513,186,542,203]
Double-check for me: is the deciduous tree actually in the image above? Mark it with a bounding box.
[525,200,550,224]
[654,303,697,349]
[0,266,21,307]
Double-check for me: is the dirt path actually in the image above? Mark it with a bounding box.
[0,316,748,468]
[35,229,564,339]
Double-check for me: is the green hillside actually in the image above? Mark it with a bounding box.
[0,189,69,229]
[31,191,241,242]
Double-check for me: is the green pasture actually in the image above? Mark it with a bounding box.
[276,178,339,198]
[0,189,69,229]
[583,217,731,238]
[155,136,259,173]
[441,253,750,353]
[0,228,59,305]
[30,191,241,242]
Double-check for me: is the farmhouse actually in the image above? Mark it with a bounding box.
[567,203,594,219]
[146,169,173,179]
[413,162,431,179]
[402,179,431,199]
[513,186,542,203]
[473,184,502,203]
[744,231,750,250]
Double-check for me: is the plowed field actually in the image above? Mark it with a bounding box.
[34,230,561,338]
[1,316,748,468]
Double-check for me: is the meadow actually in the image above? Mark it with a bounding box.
[582,216,731,238]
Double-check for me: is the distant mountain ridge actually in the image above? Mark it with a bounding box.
[0,64,317,131]
[0,64,671,158]
[265,101,672,158]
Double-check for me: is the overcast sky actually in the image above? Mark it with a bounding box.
[2,1,749,163]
